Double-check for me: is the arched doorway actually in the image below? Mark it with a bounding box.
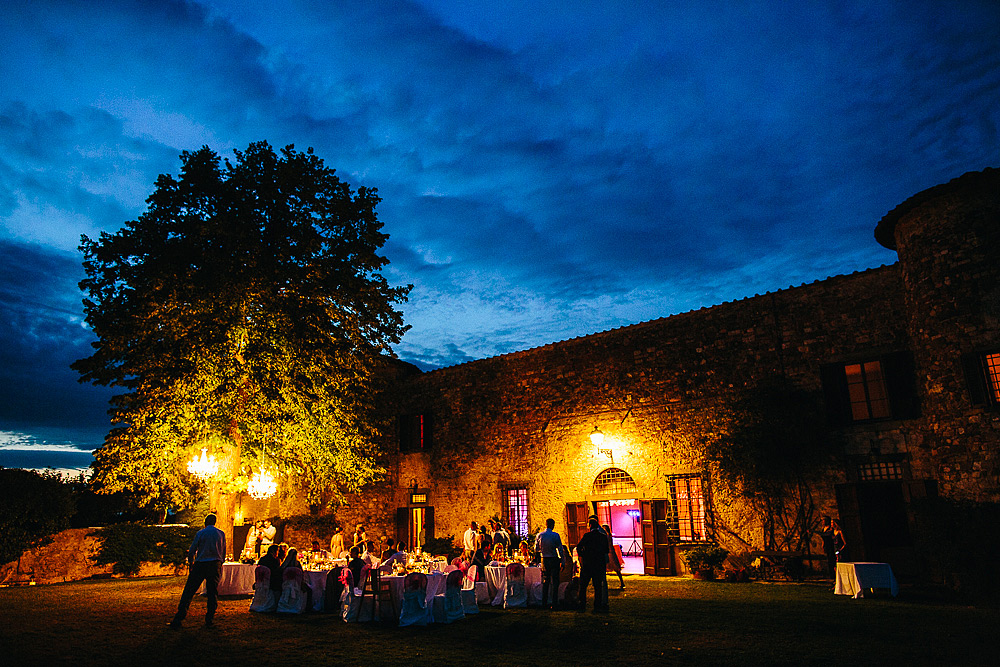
[568,468,643,573]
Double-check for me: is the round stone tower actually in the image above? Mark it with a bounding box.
[874,168,1000,499]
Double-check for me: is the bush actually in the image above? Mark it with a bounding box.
[90,523,199,576]
[422,534,462,561]
[0,468,76,565]
[681,544,730,574]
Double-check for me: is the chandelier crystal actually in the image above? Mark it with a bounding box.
[187,447,218,480]
[247,469,277,499]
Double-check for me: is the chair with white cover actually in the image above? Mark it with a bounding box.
[460,565,479,615]
[398,572,429,627]
[249,565,277,613]
[503,562,527,609]
[277,567,308,614]
[339,568,362,622]
[466,564,489,604]
[433,569,466,623]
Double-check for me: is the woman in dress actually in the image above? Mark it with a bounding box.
[603,523,625,590]
[330,525,347,558]
[352,524,367,548]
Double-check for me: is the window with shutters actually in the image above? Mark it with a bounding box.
[820,351,920,424]
[962,350,1000,407]
[666,474,709,542]
[398,413,433,452]
[502,485,530,537]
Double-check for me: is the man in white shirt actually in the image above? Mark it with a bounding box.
[261,519,277,547]
[463,521,479,555]
[535,518,564,609]
[170,514,226,629]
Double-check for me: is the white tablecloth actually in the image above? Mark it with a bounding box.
[834,562,898,599]
[199,562,255,596]
[485,565,542,606]
[303,569,334,611]
[382,571,447,623]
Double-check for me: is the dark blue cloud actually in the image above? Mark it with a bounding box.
[1,0,999,461]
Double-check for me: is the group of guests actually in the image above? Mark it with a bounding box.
[461,518,521,569]
[243,519,277,559]
[539,515,622,612]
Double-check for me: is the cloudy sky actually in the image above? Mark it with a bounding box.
[1,0,998,471]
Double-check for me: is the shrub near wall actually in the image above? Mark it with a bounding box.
[90,524,199,576]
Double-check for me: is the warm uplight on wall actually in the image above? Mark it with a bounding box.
[590,426,605,446]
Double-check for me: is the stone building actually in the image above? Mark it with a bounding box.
[273,169,999,580]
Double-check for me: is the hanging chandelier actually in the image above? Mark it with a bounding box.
[187,447,218,480]
[247,469,277,499]
[246,443,277,499]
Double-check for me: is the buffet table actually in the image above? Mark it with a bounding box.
[485,564,543,606]
[834,562,898,599]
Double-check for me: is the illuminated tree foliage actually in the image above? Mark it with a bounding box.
[74,142,410,522]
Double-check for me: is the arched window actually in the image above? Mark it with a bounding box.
[593,468,637,495]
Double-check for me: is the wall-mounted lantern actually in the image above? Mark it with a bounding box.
[589,426,605,446]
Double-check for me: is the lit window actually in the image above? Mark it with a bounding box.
[987,353,1000,403]
[593,468,637,495]
[845,361,891,420]
[503,486,529,537]
[666,474,708,542]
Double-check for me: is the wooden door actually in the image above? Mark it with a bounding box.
[640,499,674,575]
[565,501,591,549]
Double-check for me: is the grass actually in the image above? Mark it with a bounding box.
[1,575,997,666]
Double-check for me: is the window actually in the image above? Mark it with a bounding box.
[820,351,920,425]
[502,486,529,537]
[398,413,433,451]
[593,468,638,495]
[666,474,708,542]
[845,360,891,420]
[858,461,904,481]
[963,350,1000,406]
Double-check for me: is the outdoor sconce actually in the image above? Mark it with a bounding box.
[589,426,605,446]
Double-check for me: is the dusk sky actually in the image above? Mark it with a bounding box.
[1,0,998,472]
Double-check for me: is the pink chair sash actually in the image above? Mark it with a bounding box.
[339,568,354,589]
[404,572,428,592]
[254,565,271,585]
[506,562,525,578]
[446,569,465,589]
[357,564,371,592]
[464,564,478,589]
[282,566,303,584]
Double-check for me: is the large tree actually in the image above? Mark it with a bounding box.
[74,142,410,540]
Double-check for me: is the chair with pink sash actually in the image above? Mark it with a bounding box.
[460,565,479,615]
[339,568,359,622]
[503,562,527,609]
[398,572,429,627]
[277,567,307,614]
[249,565,277,613]
[432,569,466,623]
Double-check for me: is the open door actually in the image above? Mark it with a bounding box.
[640,499,674,575]
[565,501,591,548]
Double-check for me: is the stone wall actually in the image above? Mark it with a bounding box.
[0,528,183,586]
[391,263,914,557]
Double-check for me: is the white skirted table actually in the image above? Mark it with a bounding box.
[834,562,898,599]
[485,564,543,606]
[198,562,255,595]
[381,571,448,623]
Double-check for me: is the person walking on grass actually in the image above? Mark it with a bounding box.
[536,518,564,609]
[576,518,610,613]
[169,514,226,629]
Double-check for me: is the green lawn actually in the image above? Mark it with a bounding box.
[0,575,996,666]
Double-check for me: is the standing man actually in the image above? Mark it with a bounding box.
[535,518,564,609]
[169,513,226,629]
[576,518,610,613]
[463,521,479,556]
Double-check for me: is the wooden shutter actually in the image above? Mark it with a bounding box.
[961,352,989,405]
[882,350,921,419]
[640,499,674,576]
[820,362,851,425]
[422,413,434,449]
[396,507,409,551]
[640,500,656,575]
[835,483,865,562]
[565,501,589,549]
[425,506,435,544]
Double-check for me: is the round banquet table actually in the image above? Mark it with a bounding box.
[381,571,448,623]
[485,564,543,606]
[198,562,255,596]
